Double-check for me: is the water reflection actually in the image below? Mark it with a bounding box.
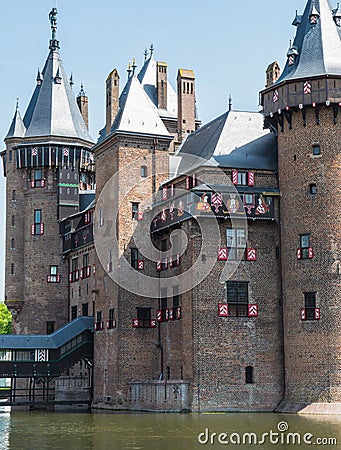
[0,410,340,450]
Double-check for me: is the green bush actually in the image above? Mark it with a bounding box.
[0,303,12,334]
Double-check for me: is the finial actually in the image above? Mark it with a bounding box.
[144,48,148,61]
[127,61,132,77]
[132,57,137,75]
[69,73,74,88]
[49,8,60,51]
[150,43,154,55]
[228,95,232,112]
[36,68,43,85]
[79,83,86,97]
[16,98,19,111]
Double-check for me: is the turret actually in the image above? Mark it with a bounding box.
[3,8,94,335]
[260,0,341,414]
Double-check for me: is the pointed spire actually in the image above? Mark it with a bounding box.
[272,0,341,85]
[132,57,137,76]
[36,68,43,85]
[69,73,74,88]
[292,9,302,26]
[228,95,232,112]
[5,100,26,139]
[127,61,132,78]
[49,8,60,51]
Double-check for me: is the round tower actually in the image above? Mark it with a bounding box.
[260,0,341,413]
[2,9,94,334]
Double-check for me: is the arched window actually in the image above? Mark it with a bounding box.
[11,263,14,275]
[12,190,16,201]
[11,238,15,249]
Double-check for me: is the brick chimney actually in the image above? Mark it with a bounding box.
[106,68,120,135]
[177,69,196,143]
[77,84,89,130]
[157,61,168,110]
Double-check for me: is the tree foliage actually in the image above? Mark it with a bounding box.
[0,303,12,334]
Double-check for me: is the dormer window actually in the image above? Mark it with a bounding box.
[287,45,298,66]
[309,5,320,25]
[55,67,62,84]
[333,4,341,27]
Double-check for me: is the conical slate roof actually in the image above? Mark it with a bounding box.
[6,107,26,139]
[16,9,93,144]
[23,49,93,142]
[276,0,341,83]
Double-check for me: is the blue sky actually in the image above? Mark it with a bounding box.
[0,0,308,298]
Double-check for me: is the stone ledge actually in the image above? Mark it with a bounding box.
[276,401,341,415]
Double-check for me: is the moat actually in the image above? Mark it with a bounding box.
[0,408,340,449]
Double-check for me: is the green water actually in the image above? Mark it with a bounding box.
[0,409,340,449]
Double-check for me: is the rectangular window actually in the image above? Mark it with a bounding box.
[312,144,321,155]
[46,321,55,335]
[131,248,138,269]
[300,234,311,259]
[107,307,116,329]
[173,286,180,308]
[48,265,59,283]
[82,302,89,316]
[71,257,79,282]
[71,305,77,320]
[135,307,152,328]
[304,292,317,320]
[32,209,44,235]
[237,172,247,185]
[83,253,89,268]
[30,169,45,188]
[72,258,78,272]
[226,229,246,260]
[227,281,249,317]
[95,311,103,331]
[132,202,139,219]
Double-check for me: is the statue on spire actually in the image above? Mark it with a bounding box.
[49,8,58,39]
[49,8,60,51]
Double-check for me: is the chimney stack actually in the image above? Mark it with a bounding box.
[157,61,168,110]
[106,68,120,135]
[77,84,89,130]
[177,69,196,143]
[265,61,281,88]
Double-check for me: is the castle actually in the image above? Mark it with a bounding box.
[1,0,340,414]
